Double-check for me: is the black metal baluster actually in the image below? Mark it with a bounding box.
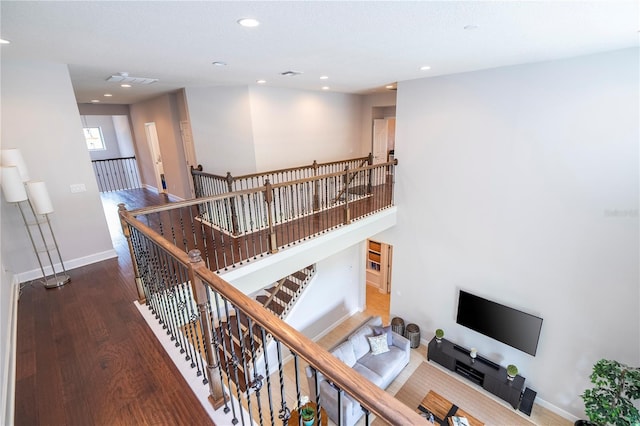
[259,329,275,426]
[275,341,290,425]
[223,299,246,425]
[206,287,231,414]
[212,290,239,424]
[246,317,265,426]
[233,309,254,425]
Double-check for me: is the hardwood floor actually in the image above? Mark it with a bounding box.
[14,189,214,425]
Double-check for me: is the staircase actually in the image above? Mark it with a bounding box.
[255,265,316,318]
[215,265,316,391]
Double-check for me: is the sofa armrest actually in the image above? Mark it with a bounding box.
[391,331,410,352]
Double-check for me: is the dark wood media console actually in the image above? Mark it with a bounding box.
[427,337,525,409]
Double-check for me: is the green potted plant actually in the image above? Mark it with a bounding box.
[578,358,640,426]
[435,328,444,343]
[506,364,518,381]
[300,405,316,426]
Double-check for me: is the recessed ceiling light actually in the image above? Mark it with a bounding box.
[238,18,260,27]
[121,84,131,88]
[256,79,266,84]
[104,93,113,97]
[212,61,227,66]
[420,65,431,71]
[0,39,10,44]
[320,76,329,80]
[90,99,100,103]
[322,86,330,91]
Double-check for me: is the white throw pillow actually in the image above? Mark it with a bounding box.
[367,334,390,355]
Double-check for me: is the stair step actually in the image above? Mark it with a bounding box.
[266,302,285,316]
[282,279,300,293]
[292,271,308,281]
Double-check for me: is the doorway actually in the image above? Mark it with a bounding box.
[365,239,393,324]
[144,122,166,193]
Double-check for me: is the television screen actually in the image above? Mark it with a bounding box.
[456,290,543,356]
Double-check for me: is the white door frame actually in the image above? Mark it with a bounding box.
[144,122,166,194]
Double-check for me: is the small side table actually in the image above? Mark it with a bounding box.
[288,402,328,426]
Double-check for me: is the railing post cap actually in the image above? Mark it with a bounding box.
[188,249,202,263]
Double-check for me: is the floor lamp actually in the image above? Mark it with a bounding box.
[1,149,70,288]
[26,181,71,288]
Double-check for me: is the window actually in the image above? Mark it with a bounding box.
[83,127,106,151]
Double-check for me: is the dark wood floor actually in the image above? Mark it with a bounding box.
[14,189,214,426]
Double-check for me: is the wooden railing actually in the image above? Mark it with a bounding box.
[117,165,424,424]
[130,159,397,273]
[191,154,372,198]
[91,156,142,192]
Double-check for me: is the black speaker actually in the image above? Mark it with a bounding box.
[519,387,536,416]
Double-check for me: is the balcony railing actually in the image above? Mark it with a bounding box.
[129,159,397,274]
[92,156,142,192]
[191,154,371,197]
[117,156,424,424]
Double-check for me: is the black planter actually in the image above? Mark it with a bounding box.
[574,420,597,426]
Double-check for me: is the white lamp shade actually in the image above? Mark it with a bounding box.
[1,166,28,202]
[1,149,30,182]
[27,181,54,214]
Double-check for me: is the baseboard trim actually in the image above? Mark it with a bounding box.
[16,249,118,283]
[534,397,579,422]
[1,276,19,426]
[141,184,183,202]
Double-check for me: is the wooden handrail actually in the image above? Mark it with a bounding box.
[119,205,425,425]
[131,159,398,217]
[332,157,369,204]
[261,276,288,310]
[190,155,369,181]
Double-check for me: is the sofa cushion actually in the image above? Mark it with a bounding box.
[331,340,357,367]
[348,327,373,359]
[352,363,384,387]
[367,334,389,355]
[373,325,393,346]
[359,346,409,387]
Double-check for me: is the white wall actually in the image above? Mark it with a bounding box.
[249,86,363,170]
[0,266,17,426]
[387,48,639,419]
[1,60,114,277]
[130,93,191,199]
[113,115,136,157]
[287,244,364,339]
[360,92,397,155]
[83,115,121,160]
[185,86,257,176]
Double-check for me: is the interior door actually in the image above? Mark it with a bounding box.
[144,122,166,193]
[180,120,197,197]
[372,119,388,165]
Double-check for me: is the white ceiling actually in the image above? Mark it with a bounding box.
[1,1,638,105]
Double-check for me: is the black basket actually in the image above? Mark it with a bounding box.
[391,317,405,336]
[405,323,420,348]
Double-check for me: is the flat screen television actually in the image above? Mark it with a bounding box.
[456,290,543,356]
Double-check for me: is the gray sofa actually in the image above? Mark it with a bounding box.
[305,316,410,426]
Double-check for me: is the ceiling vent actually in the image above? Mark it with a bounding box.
[106,72,158,85]
[280,70,303,77]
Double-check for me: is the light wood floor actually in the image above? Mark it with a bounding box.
[296,310,571,426]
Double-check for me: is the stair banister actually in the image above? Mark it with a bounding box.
[119,203,424,425]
